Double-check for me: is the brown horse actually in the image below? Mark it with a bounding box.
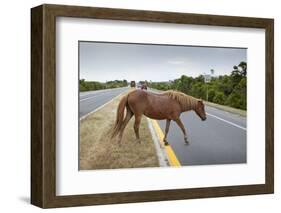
[111,89,206,145]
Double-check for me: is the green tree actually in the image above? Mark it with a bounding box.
[207,88,216,102]
[213,92,226,104]
[238,61,247,76]
[226,77,246,109]
[147,61,247,110]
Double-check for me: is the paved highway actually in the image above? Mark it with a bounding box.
[157,106,246,165]
[79,87,129,118]
[80,87,246,166]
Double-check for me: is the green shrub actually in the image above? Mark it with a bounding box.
[213,92,226,104]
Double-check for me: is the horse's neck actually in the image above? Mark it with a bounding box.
[181,105,193,112]
[181,98,196,112]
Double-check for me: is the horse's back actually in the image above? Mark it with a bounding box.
[127,89,181,120]
[127,89,149,111]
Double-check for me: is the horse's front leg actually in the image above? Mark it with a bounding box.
[175,118,189,144]
[163,119,171,146]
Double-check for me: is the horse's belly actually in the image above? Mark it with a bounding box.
[144,110,168,120]
[144,113,167,120]
[141,94,180,120]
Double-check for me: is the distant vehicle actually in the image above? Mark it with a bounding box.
[141,84,147,90]
[136,82,147,90]
[130,81,136,88]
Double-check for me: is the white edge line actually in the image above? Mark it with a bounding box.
[80,87,129,98]
[80,93,106,102]
[146,118,169,167]
[206,112,247,131]
[80,91,126,121]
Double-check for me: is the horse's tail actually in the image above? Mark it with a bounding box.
[111,94,129,138]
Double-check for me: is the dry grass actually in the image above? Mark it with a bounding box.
[79,94,159,170]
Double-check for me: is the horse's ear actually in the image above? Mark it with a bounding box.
[198,99,203,105]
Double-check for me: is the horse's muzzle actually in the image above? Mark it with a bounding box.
[202,117,207,121]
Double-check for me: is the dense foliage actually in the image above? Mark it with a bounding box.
[79,79,128,92]
[148,62,247,110]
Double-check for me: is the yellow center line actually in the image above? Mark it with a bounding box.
[150,119,181,167]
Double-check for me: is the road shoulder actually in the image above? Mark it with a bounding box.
[204,101,246,117]
[79,92,160,170]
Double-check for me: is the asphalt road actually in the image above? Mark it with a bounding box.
[79,87,129,118]
[80,87,247,166]
[157,106,247,165]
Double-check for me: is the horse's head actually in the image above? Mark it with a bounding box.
[195,99,207,121]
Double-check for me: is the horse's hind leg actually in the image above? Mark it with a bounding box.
[163,119,171,146]
[118,109,133,145]
[175,118,189,144]
[134,114,142,143]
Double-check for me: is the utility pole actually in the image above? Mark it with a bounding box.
[204,69,214,102]
[206,83,208,101]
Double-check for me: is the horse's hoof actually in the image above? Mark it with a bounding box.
[184,140,190,145]
[164,141,169,146]
[184,138,190,145]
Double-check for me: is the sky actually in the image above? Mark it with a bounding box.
[79,41,247,82]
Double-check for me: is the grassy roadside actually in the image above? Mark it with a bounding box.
[204,101,246,117]
[79,92,159,170]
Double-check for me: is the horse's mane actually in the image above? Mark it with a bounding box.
[162,90,198,110]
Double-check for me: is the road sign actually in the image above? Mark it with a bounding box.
[204,74,211,83]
